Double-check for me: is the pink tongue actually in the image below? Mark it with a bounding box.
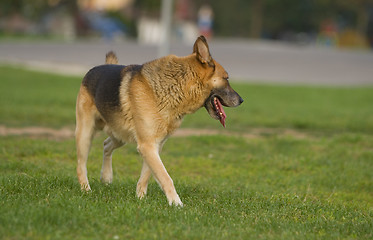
[215,97,227,128]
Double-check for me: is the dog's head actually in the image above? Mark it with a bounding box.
[193,36,243,127]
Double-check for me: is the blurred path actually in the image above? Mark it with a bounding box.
[0,125,311,140]
[0,39,372,86]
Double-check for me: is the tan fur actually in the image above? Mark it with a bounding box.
[75,36,243,206]
[105,51,118,64]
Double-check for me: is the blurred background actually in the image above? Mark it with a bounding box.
[1,0,373,47]
[1,0,373,85]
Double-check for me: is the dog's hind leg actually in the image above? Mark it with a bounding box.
[101,137,124,184]
[75,86,96,191]
[75,117,95,191]
[136,161,152,199]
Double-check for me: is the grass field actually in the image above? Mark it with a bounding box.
[0,65,373,239]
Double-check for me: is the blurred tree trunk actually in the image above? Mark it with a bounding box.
[250,0,263,38]
[356,3,369,35]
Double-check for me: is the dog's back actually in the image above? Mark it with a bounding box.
[82,65,125,117]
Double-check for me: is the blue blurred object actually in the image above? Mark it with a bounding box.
[84,11,126,41]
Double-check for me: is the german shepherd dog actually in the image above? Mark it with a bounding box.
[76,36,243,206]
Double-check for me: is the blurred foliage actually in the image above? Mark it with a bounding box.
[206,0,373,38]
[0,0,77,20]
[0,0,372,40]
[107,10,138,37]
[134,0,161,15]
[0,0,47,20]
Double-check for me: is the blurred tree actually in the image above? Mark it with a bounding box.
[250,0,263,38]
[0,0,79,20]
[1,0,372,44]
[264,0,316,39]
[206,0,373,42]
[133,0,161,17]
[0,0,49,20]
[335,0,372,34]
[195,0,319,38]
[207,0,251,37]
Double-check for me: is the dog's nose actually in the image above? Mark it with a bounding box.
[239,96,244,105]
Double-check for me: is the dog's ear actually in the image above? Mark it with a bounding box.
[193,36,214,67]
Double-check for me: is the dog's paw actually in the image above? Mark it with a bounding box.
[80,183,91,191]
[100,174,113,185]
[100,168,113,184]
[136,184,147,199]
[168,194,183,207]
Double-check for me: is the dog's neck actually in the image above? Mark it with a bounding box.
[142,55,211,117]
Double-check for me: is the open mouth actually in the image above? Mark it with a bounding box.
[212,96,227,128]
[204,86,243,128]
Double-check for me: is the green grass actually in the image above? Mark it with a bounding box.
[0,65,373,239]
[0,65,80,128]
[1,134,372,239]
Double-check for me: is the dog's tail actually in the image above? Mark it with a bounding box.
[105,51,118,64]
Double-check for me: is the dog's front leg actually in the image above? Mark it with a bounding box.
[136,139,167,199]
[137,142,183,206]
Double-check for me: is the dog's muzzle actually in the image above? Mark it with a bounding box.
[204,86,243,127]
